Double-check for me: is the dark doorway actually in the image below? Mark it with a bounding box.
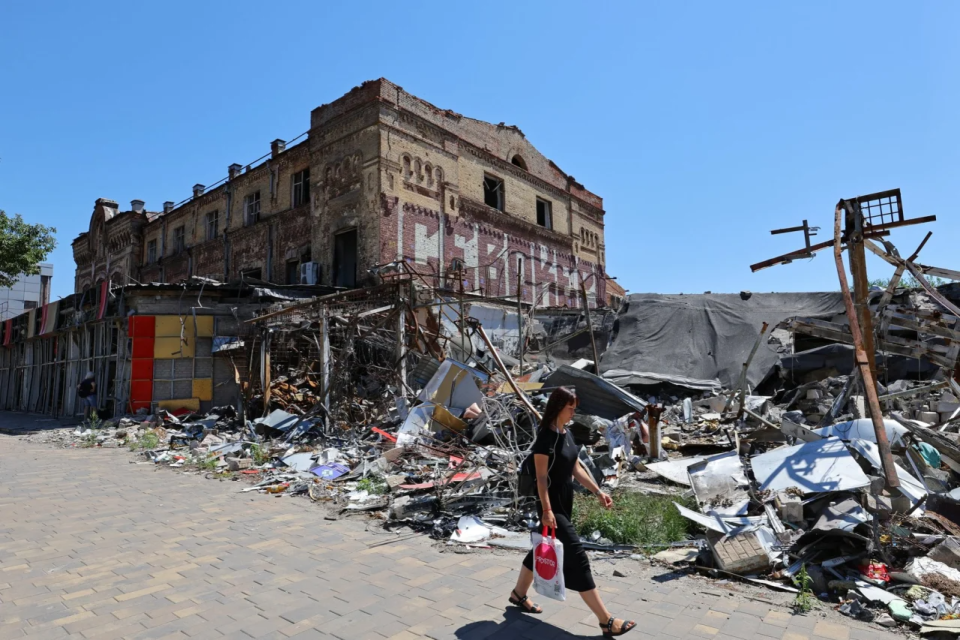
[333,229,358,288]
[285,259,300,285]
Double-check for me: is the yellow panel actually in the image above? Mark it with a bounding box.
[155,315,196,338]
[154,337,195,358]
[158,398,200,411]
[192,378,213,401]
[194,316,214,337]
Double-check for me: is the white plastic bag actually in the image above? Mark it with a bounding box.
[531,526,565,601]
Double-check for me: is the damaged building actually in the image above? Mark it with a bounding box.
[72,78,611,307]
[0,79,616,420]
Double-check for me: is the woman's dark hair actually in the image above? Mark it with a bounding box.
[539,386,578,433]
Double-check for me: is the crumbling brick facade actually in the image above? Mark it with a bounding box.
[73,79,611,307]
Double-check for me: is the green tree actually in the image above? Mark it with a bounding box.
[0,211,56,288]
[870,274,952,289]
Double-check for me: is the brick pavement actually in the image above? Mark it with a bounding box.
[0,415,901,639]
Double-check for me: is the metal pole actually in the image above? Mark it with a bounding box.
[647,404,663,459]
[722,322,769,420]
[517,258,524,376]
[845,202,879,378]
[579,273,601,375]
[833,203,899,489]
[396,301,407,389]
[261,330,271,417]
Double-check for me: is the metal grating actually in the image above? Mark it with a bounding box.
[195,358,213,378]
[857,189,903,228]
[174,359,193,378]
[196,338,212,357]
[173,380,192,398]
[154,359,173,379]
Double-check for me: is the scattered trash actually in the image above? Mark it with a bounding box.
[21,227,960,636]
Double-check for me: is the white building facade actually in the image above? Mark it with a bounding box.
[0,264,53,321]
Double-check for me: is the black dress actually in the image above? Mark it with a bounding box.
[521,426,596,592]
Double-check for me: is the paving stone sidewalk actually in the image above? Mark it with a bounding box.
[0,414,899,640]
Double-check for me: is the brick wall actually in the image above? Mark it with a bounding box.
[381,197,604,307]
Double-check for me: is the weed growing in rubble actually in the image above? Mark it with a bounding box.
[80,431,98,448]
[198,457,219,472]
[135,432,160,451]
[356,475,388,495]
[573,491,695,547]
[249,444,269,466]
[84,413,103,431]
[793,564,816,614]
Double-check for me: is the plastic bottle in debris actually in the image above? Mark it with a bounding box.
[683,398,693,424]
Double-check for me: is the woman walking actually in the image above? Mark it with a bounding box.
[509,387,636,637]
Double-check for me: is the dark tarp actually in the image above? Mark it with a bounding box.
[546,365,647,421]
[602,292,846,390]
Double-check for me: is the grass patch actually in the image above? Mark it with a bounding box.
[198,457,219,472]
[573,490,696,547]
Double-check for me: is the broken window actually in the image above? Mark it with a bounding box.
[536,198,552,230]
[205,210,219,241]
[173,226,185,254]
[483,175,504,211]
[147,240,157,264]
[285,259,300,285]
[333,229,358,288]
[239,268,261,281]
[244,191,261,226]
[293,169,310,207]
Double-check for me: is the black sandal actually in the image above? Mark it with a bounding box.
[508,589,543,614]
[601,617,636,637]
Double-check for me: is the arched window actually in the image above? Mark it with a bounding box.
[511,155,528,170]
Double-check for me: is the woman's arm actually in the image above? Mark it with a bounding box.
[574,460,614,508]
[572,459,600,495]
[533,453,557,528]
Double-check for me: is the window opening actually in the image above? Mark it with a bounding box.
[483,175,504,211]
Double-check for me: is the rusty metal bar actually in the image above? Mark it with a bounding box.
[749,231,890,272]
[863,215,937,233]
[845,201,879,377]
[832,203,899,489]
[578,273,601,375]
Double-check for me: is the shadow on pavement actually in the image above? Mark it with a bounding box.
[455,608,601,639]
[0,411,79,435]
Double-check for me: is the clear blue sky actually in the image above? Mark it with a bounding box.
[1,1,957,301]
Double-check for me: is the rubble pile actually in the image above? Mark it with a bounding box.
[33,208,960,635]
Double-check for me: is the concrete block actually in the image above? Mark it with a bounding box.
[849,395,866,417]
[707,530,771,574]
[775,492,804,525]
[863,494,894,515]
[919,411,939,424]
[891,494,912,514]
[928,537,960,570]
[226,457,252,471]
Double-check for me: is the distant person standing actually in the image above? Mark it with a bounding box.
[77,372,96,420]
